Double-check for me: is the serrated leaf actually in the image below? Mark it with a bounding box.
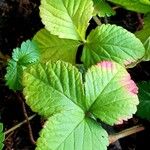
[23,60,86,118]
[36,113,108,150]
[0,123,5,150]
[5,60,23,90]
[108,0,150,13]
[23,60,139,149]
[82,24,145,68]
[135,14,150,61]
[136,81,150,120]
[85,61,139,125]
[33,29,80,64]
[5,40,39,91]
[93,0,115,17]
[40,0,94,41]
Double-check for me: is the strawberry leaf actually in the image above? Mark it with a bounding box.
[82,24,145,68]
[40,0,93,41]
[23,60,139,149]
[108,0,150,13]
[33,29,80,64]
[93,0,115,17]
[5,40,39,91]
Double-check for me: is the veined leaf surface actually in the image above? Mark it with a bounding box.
[33,29,80,64]
[82,24,145,68]
[40,0,93,41]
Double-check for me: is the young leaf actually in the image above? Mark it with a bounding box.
[85,61,139,125]
[136,81,150,120]
[40,0,94,41]
[93,0,115,17]
[36,113,108,150]
[5,40,39,91]
[135,14,150,61]
[108,0,150,13]
[82,24,145,68]
[33,29,80,64]
[0,123,5,150]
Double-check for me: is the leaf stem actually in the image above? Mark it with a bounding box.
[4,114,36,135]
[93,16,102,26]
[109,124,145,144]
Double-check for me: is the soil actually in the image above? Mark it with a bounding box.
[0,0,150,150]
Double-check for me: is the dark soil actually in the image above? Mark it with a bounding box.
[0,0,150,150]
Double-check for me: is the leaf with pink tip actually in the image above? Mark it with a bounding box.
[85,61,139,125]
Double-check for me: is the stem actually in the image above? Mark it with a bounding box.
[17,93,36,145]
[93,16,102,26]
[5,114,36,135]
[109,124,145,144]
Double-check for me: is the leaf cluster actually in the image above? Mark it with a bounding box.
[4,0,150,149]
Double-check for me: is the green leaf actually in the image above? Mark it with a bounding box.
[33,29,80,64]
[82,24,145,68]
[0,123,5,150]
[135,14,150,61]
[36,114,108,150]
[108,0,150,13]
[23,60,86,118]
[23,60,139,149]
[40,0,94,41]
[85,61,139,125]
[136,81,150,120]
[93,0,115,17]
[5,40,39,91]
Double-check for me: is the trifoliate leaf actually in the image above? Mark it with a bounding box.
[33,29,80,64]
[135,14,150,61]
[136,81,150,120]
[36,113,108,150]
[40,0,94,41]
[0,123,5,150]
[5,40,39,91]
[23,60,139,149]
[93,0,115,17]
[85,61,139,125]
[108,0,150,13]
[82,24,145,68]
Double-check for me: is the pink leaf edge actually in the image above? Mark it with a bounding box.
[121,74,138,95]
[97,61,113,69]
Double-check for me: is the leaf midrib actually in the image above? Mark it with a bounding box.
[26,70,85,112]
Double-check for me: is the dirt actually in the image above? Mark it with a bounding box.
[0,0,150,150]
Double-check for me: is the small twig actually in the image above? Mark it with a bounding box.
[17,93,36,145]
[5,114,36,135]
[93,16,102,26]
[109,124,145,144]
[104,16,108,24]
[113,6,120,10]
